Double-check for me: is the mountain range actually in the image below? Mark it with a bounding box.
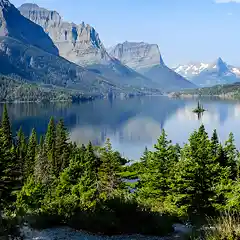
[174,57,240,87]
[109,41,195,91]
[0,0,195,100]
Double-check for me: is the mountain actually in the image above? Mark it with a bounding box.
[19,3,155,89]
[174,57,240,87]
[0,0,58,55]
[109,41,195,91]
[0,0,153,99]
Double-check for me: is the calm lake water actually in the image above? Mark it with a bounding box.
[3,96,240,160]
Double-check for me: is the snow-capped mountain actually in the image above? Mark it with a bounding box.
[174,58,240,87]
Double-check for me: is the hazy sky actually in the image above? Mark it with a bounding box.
[11,0,240,67]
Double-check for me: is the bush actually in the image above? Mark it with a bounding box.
[67,196,175,236]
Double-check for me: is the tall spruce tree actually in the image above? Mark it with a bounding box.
[16,127,27,184]
[44,117,56,174]
[170,125,228,216]
[34,143,52,184]
[1,104,12,149]
[224,132,238,179]
[24,128,37,180]
[137,129,178,203]
[55,119,69,175]
[0,106,19,206]
[98,139,122,196]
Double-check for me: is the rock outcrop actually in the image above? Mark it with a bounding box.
[19,3,156,90]
[109,41,195,91]
[109,41,164,70]
[0,0,151,97]
[19,3,111,66]
[0,0,58,55]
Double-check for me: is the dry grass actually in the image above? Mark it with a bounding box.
[202,212,240,240]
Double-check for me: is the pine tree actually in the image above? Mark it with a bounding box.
[84,142,100,179]
[0,106,17,206]
[224,132,238,179]
[138,129,178,203]
[140,147,149,170]
[1,104,12,149]
[45,117,55,152]
[24,128,37,180]
[39,135,44,150]
[16,127,27,184]
[34,143,52,184]
[98,139,122,196]
[170,125,227,216]
[44,117,56,174]
[55,119,69,175]
[211,129,219,156]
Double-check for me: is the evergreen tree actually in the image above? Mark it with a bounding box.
[0,106,17,207]
[98,139,122,196]
[140,147,149,170]
[137,129,178,204]
[224,132,238,179]
[16,127,27,184]
[84,142,100,182]
[170,125,228,216]
[34,143,52,184]
[55,119,69,175]
[44,117,56,174]
[39,135,44,150]
[24,128,37,180]
[1,104,12,149]
[211,129,219,156]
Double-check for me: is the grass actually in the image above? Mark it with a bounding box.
[197,212,240,240]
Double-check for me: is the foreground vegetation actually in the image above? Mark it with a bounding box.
[1,104,240,238]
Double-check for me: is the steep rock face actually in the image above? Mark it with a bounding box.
[0,0,58,55]
[19,3,157,90]
[0,0,151,96]
[109,41,163,70]
[0,36,118,94]
[110,41,195,91]
[19,3,111,66]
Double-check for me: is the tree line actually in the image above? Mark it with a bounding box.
[1,104,240,238]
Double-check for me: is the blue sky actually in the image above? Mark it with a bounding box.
[11,0,240,67]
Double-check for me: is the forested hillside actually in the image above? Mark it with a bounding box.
[172,82,240,99]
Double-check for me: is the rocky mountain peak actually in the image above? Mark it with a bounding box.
[19,3,110,66]
[0,0,58,55]
[109,41,163,70]
[212,57,228,73]
[0,0,11,8]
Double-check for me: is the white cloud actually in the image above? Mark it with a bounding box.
[215,0,240,3]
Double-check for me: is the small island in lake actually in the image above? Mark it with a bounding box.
[193,101,206,114]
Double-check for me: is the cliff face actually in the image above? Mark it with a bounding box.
[109,41,196,91]
[109,41,164,70]
[19,3,111,66]
[0,0,58,55]
[0,0,150,96]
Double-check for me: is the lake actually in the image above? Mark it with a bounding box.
[3,96,240,160]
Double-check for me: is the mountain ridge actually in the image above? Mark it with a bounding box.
[174,57,240,87]
[109,41,195,91]
[0,0,155,99]
[19,3,159,90]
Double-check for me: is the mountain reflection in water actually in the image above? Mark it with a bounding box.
[2,97,240,160]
